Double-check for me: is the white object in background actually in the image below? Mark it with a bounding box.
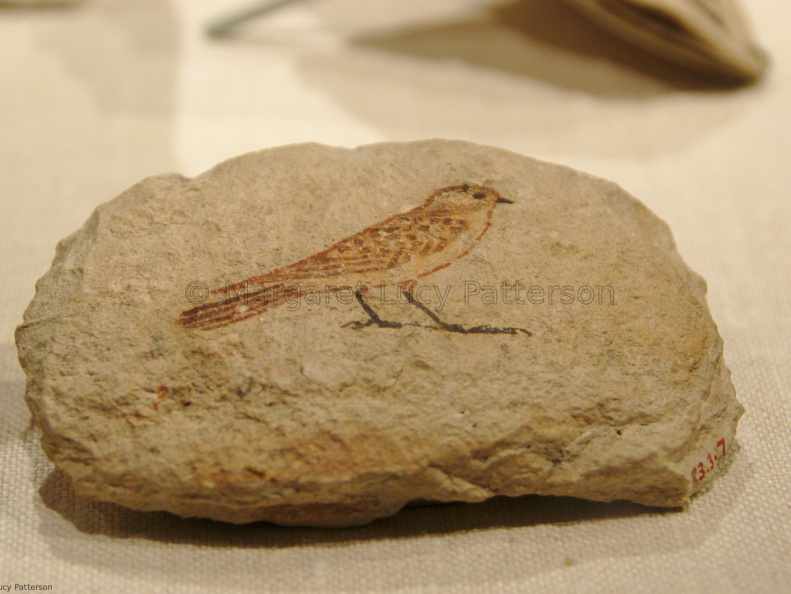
[562,0,767,81]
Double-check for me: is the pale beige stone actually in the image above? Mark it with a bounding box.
[0,1,83,6]
[16,141,743,527]
[563,0,767,81]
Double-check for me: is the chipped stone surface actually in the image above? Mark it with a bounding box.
[563,0,767,81]
[16,140,743,527]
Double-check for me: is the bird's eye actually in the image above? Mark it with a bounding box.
[473,192,486,199]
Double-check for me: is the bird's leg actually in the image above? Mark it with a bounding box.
[402,288,531,336]
[400,288,465,332]
[344,286,531,335]
[343,290,403,329]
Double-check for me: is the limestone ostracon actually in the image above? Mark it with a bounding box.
[16,141,743,527]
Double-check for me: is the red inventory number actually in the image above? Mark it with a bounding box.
[691,438,726,484]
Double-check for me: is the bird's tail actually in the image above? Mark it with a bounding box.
[177,283,288,331]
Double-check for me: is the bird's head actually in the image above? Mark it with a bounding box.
[433,183,513,208]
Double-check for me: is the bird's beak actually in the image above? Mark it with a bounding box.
[496,197,514,204]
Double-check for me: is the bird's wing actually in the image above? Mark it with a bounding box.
[264,210,467,282]
[177,209,469,331]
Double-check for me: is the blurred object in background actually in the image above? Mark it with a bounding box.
[207,0,767,83]
[562,0,767,82]
[207,0,313,37]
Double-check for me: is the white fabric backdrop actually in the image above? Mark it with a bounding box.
[1,0,789,591]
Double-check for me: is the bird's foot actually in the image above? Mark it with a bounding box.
[346,290,530,335]
[346,292,404,329]
[454,324,532,336]
[343,318,403,330]
[402,290,531,335]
